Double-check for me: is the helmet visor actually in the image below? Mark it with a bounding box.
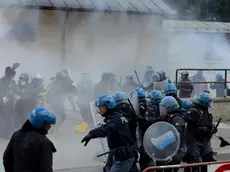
[160,105,168,117]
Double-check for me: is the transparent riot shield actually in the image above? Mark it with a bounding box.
[89,101,108,163]
[130,91,140,115]
[143,121,180,162]
[130,91,143,148]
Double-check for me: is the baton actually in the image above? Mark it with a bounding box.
[212,117,221,134]
[96,150,112,157]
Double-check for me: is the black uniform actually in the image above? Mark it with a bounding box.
[167,111,187,164]
[116,102,137,142]
[89,110,134,149]
[135,97,154,171]
[116,102,140,172]
[103,106,139,172]
[94,73,109,98]
[84,110,136,172]
[210,78,226,97]
[146,102,160,119]
[184,103,216,171]
[0,76,17,138]
[156,110,187,172]
[3,120,56,172]
[178,78,194,98]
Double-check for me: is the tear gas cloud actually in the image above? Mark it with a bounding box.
[0,1,229,85]
[0,0,230,169]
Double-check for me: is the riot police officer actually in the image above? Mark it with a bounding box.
[3,107,57,172]
[164,83,183,108]
[146,90,164,119]
[185,93,216,171]
[113,91,140,172]
[114,91,137,142]
[157,96,187,172]
[210,73,226,97]
[81,94,136,172]
[130,88,152,171]
[177,71,194,98]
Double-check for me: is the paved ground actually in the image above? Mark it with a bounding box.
[0,110,230,172]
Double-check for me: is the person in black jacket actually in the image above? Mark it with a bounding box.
[177,71,194,98]
[0,66,17,138]
[3,107,57,172]
[157,96,187,172]
[113,91,137,143]
[94,73,109,98]
[210,73,226,97]
[81,94,136,172]
[184,93,216,172]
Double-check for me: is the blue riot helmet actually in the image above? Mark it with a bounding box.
[126,73,134,82]
[114,91,127,104]
[148,90,164,105]
[195,93,213,108]
[152,72,160,82]
[126,73,134,79]
[96,94,116,116]
[156,71,163,80]
[183,100,192,110]
[159,96,180,116]
[164,83,177,96]
[132,87,146,97]
[216,73,223,81]
[29,107,56,130]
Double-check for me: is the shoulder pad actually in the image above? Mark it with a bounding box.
[171,116,186,126]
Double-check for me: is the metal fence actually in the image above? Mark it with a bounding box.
[143,160,230,172]
[175,68,230,97]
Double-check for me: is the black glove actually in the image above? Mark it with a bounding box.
[172,155,181,164]
[81,133,93,146]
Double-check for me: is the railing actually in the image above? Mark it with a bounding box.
[175,68,230,97]
[143,160,230,172]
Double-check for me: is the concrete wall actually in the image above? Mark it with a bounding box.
[210,98,230,121]
[0,9,164,82]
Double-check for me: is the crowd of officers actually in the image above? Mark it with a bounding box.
[81,67,217,172]
[95,66,228,101]
[1,64,219,172]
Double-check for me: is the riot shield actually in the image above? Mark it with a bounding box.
[130,91,140,115]
[89,101,108,163]
[143,122,180,162]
